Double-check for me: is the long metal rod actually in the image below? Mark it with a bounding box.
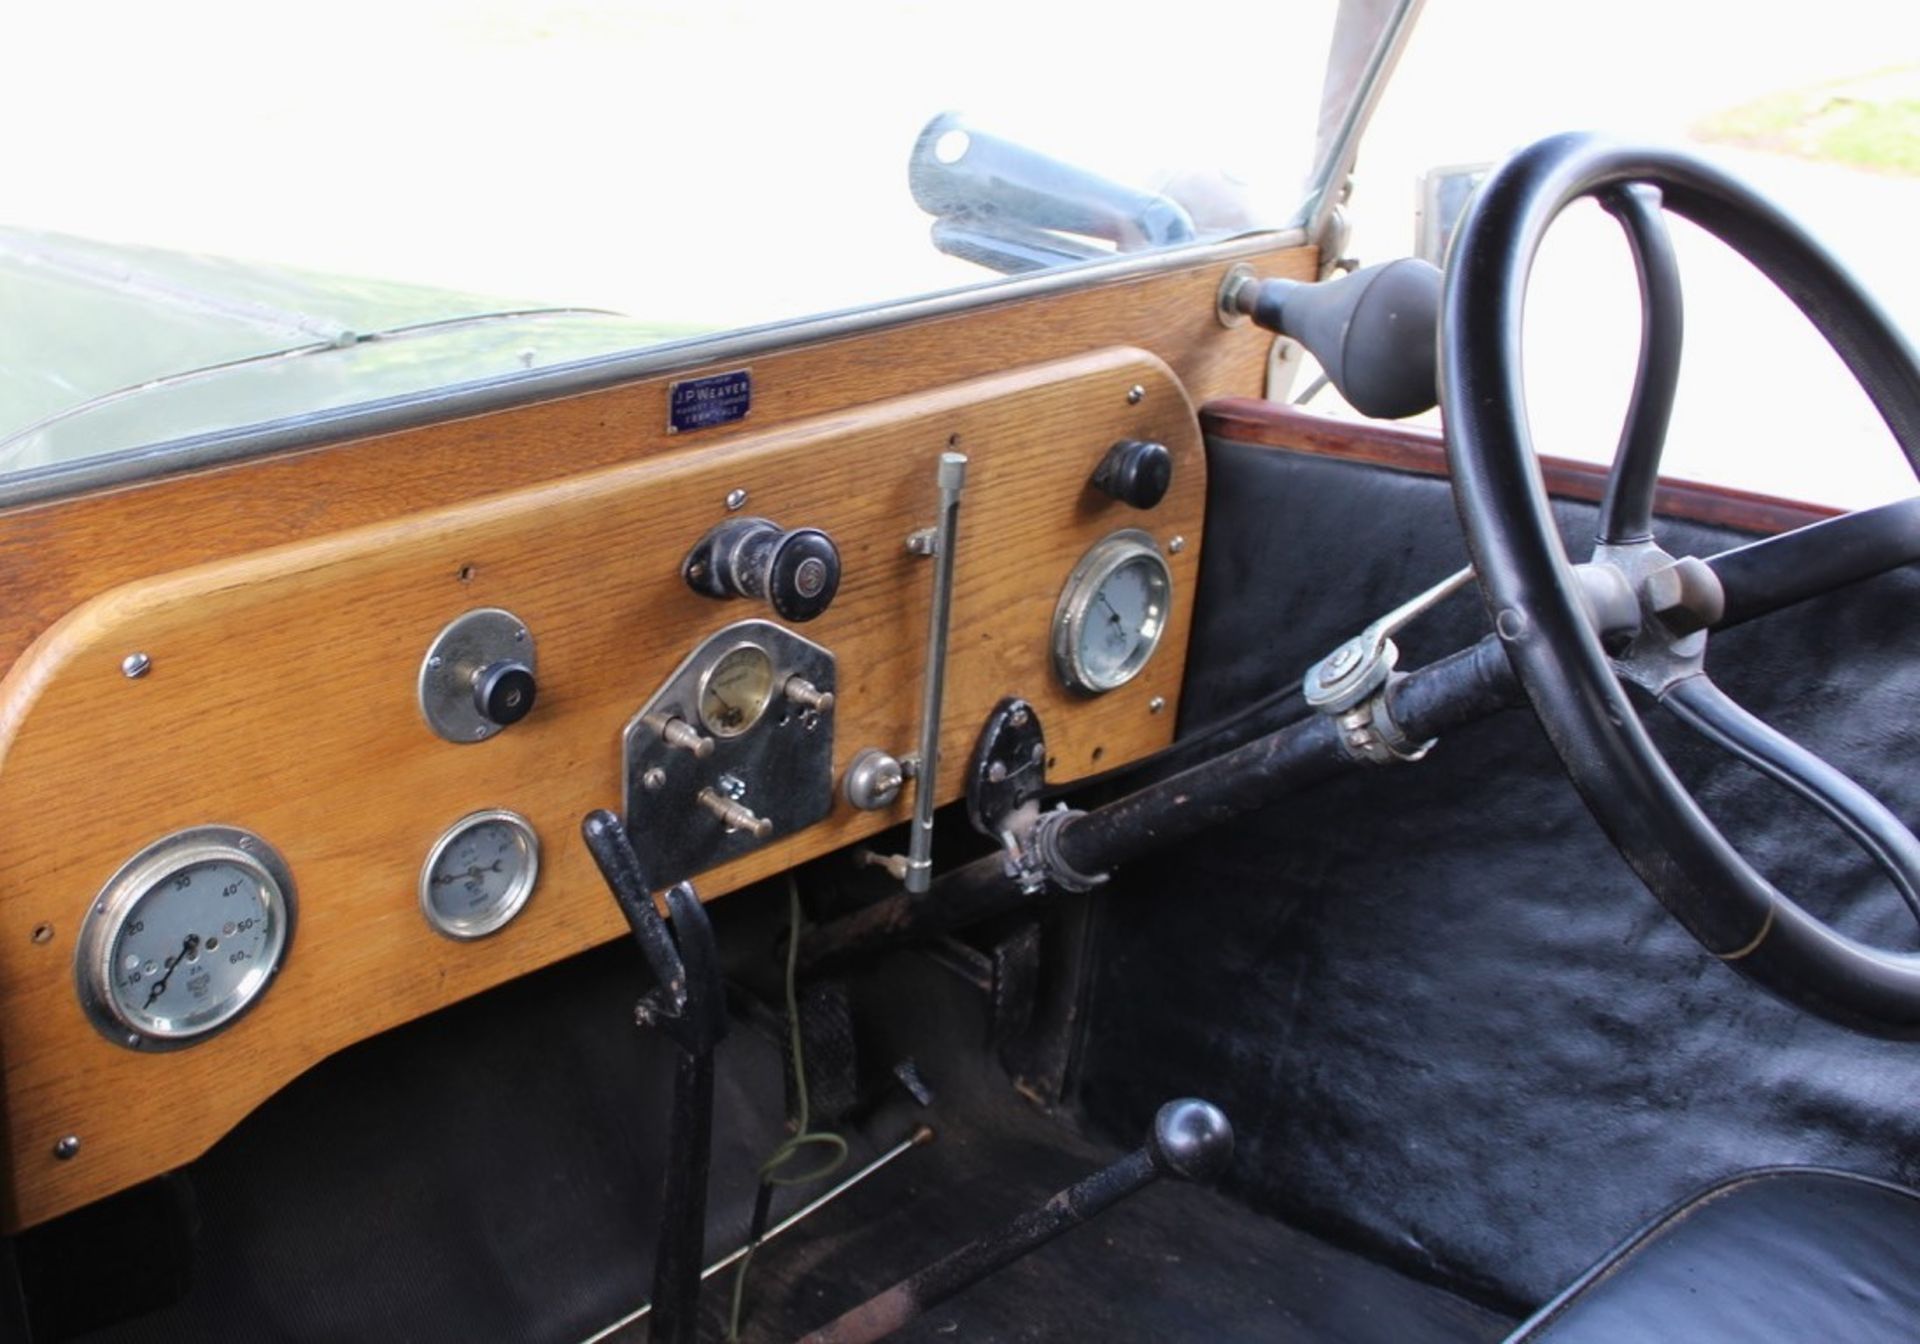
[580,1124,936,1343]
[906,452,968,893]
[801,635,1521,971]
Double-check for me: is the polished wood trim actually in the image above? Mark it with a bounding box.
[0,348,1205,1230]
[0,245,1313,677]
[1201,398,1839,535]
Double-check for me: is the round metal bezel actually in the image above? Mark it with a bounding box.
[75,825,297,1051]
[1051,529,1173,694]
[418,809,540,940]
[417,607,536,744]
[696,640,776,739]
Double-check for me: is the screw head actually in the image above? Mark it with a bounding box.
[30,922,52,945]
[120,652,151,679]
[642,767,667,791]
[1127,384,1146,405]
[1149,696,1167,714]
[53,1135,79,1161]
[1168,535,1186,554]
[725,488,749,511]
[1323,641,1363,680]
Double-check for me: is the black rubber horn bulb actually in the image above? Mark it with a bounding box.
[1243,258,1441,420]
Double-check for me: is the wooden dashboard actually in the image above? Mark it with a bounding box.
[0,244,1312,1229]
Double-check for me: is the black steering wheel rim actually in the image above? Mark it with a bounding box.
[1441,131,1920,1035]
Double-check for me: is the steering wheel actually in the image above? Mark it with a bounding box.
[1441,132,1920,1035]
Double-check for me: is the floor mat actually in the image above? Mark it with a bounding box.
[33,929,1511,1344]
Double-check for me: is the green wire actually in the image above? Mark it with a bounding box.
[726,877,849,1341]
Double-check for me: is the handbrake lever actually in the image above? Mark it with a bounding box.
[582,809,728,1344]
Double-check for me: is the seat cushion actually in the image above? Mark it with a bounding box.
[1507,1167,1920,1342]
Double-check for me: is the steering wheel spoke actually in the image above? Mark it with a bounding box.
[1661,673,1920,928]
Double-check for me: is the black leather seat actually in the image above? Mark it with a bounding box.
[1506,1168,1920,1342]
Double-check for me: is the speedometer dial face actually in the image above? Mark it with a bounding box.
[420,809,539,940]
[1052,530,1173,693]
[77,827,295,1050]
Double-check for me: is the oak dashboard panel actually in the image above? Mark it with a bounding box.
[0,343,1211,1229]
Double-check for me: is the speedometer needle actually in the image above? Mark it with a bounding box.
[143,933,200,1008]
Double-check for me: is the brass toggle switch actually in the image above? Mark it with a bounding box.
[696,788,773,838]
[784,676,835,712]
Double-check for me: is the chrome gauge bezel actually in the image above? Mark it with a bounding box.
[1052,528,1173,694]
[418,809,540,940]
[75,825,297,1052]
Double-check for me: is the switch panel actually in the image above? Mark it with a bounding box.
[621,619,837,887]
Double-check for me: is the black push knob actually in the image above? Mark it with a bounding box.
[472,659,537,727]
[1090,439,1173,509]
[684,517,842,623]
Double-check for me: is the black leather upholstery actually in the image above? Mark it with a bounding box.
[1507,1168,1920,1342]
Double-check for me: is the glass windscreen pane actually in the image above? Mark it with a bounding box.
[1342,0,1920,510]
[0,0,1340,475]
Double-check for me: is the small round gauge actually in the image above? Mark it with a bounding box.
[420,809,540,940]
[75,826,296,1050]
[698,642,776,738]
[1052,529,1173,694]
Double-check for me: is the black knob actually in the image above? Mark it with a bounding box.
[472,659,537,727]
[1090,439,1173,509]
[684,517,842,623]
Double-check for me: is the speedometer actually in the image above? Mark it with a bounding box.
[75,826,296,1051]
[1051,529,1173,693]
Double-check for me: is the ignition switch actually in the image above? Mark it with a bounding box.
[683,517,842,622]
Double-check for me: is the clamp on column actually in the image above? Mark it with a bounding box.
[1303,565,1471,766]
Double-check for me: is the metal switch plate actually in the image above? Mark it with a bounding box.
[622,619,836,888]
[418,607,537,743]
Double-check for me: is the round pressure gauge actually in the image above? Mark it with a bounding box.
[1052,529,1173,694]
[419,809,540,939]
[75,826,296,1050]
[698,642,776,738]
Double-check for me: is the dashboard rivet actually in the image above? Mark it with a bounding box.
[30,922,52,945]
[53,1135,79,1161]
[725,488,749,511]
[1168,535,1186,554]
[1149,696,1167,714]
[1127,384,1146,405]
[120,652,151,679]
[642,767,667,791]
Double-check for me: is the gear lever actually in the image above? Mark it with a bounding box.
[795,1098,1234,1344]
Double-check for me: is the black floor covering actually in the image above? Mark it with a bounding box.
[32,925,1511,1344]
